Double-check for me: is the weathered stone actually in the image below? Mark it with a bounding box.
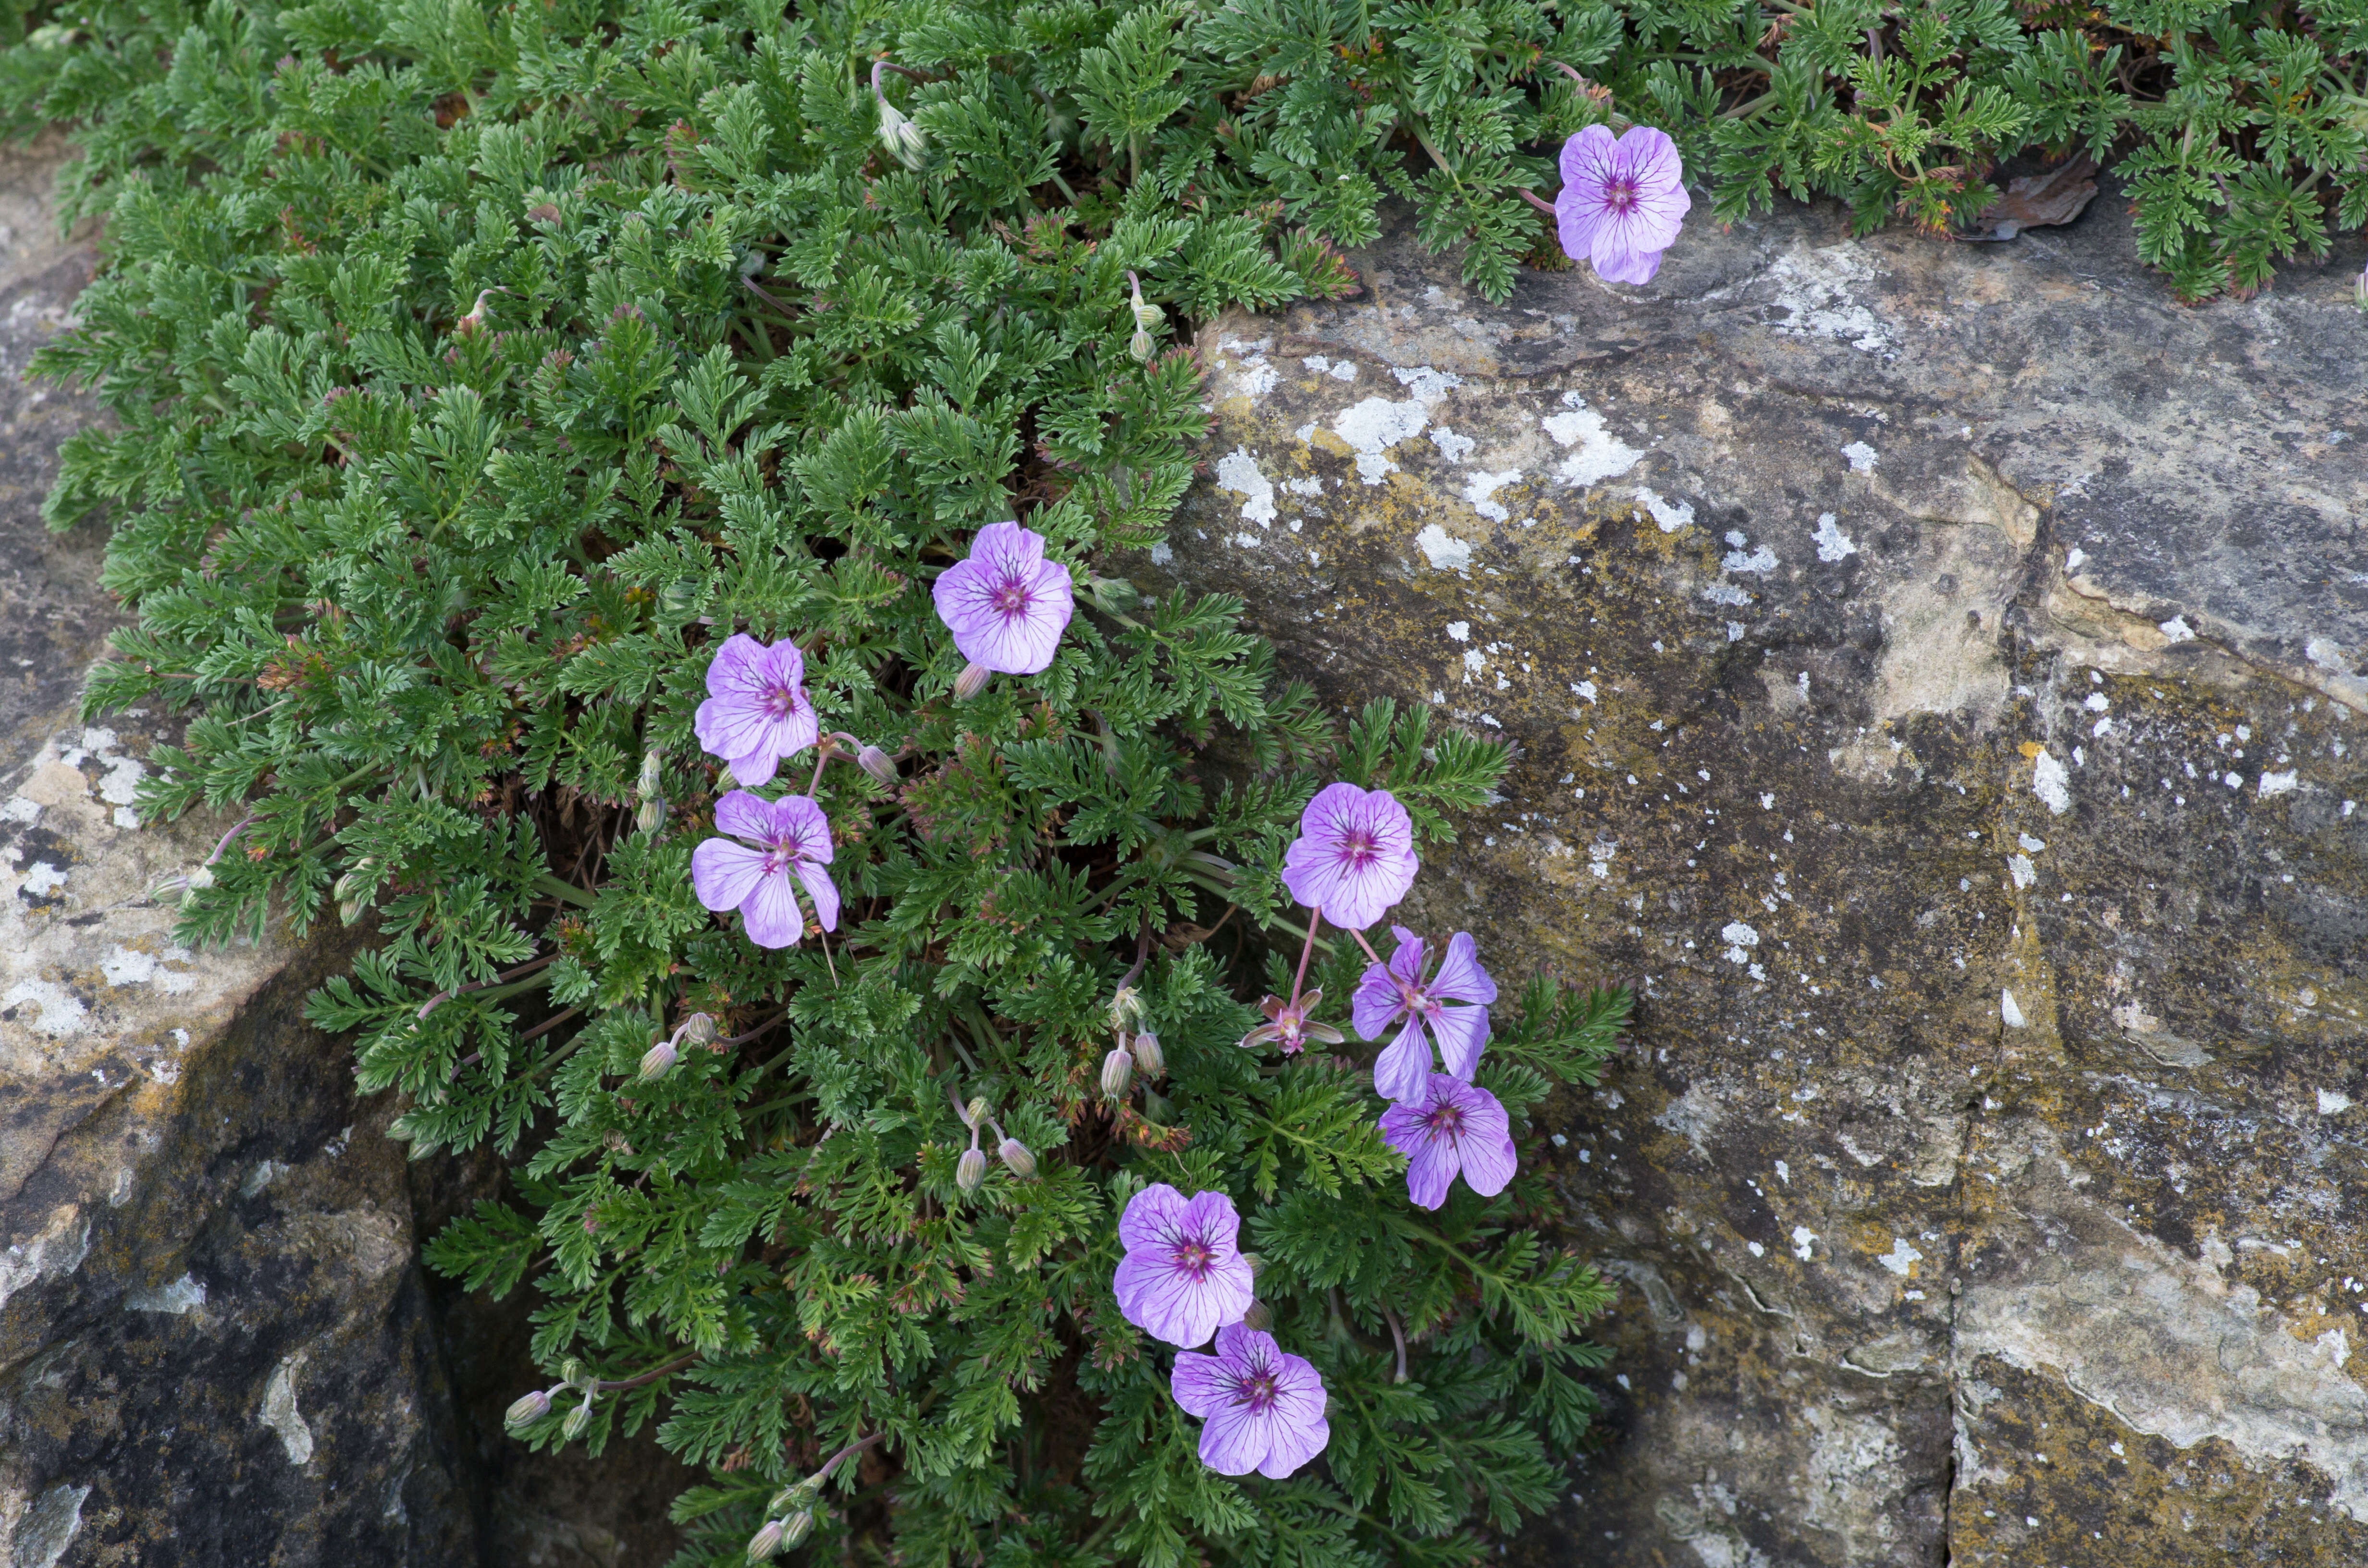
[1141,188,2367,1564]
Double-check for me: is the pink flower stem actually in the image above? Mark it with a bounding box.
[1518,188,1557,216]
[1288,908,1324,1006]
[807,741,835,797]
[1347,925,1386,967]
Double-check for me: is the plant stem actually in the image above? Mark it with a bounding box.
[536,871,597,908]
[594,1351,700,1391]
[1288,908,1323,1005]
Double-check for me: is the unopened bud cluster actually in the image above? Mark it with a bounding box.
[640,1011,721,1081]
[1125,271,1163,362]
[635,749,666,834]
[872,61,927,170]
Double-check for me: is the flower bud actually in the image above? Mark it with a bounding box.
[636,750,663,799]
[504,1388,552,1430]
[1128,271,1163,331]
[960,1095,988,1130]
[332,859,376,903]
[680,1012,720,1048]
[746,1519,785,1561]
[339,896,368,925]
[1107,985,1145,1030]
[956,1145,987,1192]
[780,1509,814,1547]
[876,99,927,170]
[766,1479,819,1516]
[1128,327,1155,363]
[639,1040,677,1081]
[635,796,666,834]
[559,1357,584,1386]
[1087,575,1140,615]
[659,578,700,615]
[856,744,898,785]
[561,1399,592,1439]
[1130,1031,1164,1080]
[146,873,190,904]
[1100,1044,1135,1099]
[997,1137,1036,1179]
[953,661,991,701]
[187,863,216,891]
[1241,1298,1272,1332]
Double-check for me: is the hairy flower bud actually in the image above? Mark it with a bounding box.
[1127,270,1164,332]
[504,1388,552,1430]
[856,744,898,784]
[956,1145,987,1193]
[997,1136,1036,1179]
[1107,985,1146,1031]
[636,750,663,799]
[746,1519,785,1561]
[1130,1031,1164,1080]
[875,99,927,170]
[680,1012,720,1048]
[1241,1297,1273,1332]
[953,661,991,701]
[1238,1251,1264,1277]
[1100,1044,1135,1099]
[1128,327,1154,363]
[559,1357,584,1386]
[332,859,376,903]
[1087,575,1140,615]
[781,1509,814,1547]
[639,1040,678,1081]
[659,577,699,616]
[635,796,666,835]
[561,1399,593,1439]
[187,863,216,891]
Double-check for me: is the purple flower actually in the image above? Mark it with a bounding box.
[1112,1183,1255,1348]
[931,520,1075,676]
[1554,125,1690,286]
[690,791,839,949]
[693,635,817,788]
[1279,783,1418,931]
[1238,989,1345,1056]
[1171,1322,1330,1478]
[1379,1076,1517,1211]
[1355,928,1497,1104]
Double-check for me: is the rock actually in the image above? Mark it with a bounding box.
[0,138,683,1568]
[1143,191,2367,1564]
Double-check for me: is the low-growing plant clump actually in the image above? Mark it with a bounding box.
[6,0,2352,1560]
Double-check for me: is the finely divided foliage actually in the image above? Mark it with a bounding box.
[2,1,1632,1560]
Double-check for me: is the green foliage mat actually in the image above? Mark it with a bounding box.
[4,0,2354,1560]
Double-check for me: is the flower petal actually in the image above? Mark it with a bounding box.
[1181,1188,1243,1254]
[1351,960,1403,1041]
[769,793,834,863]
[1558,123,1615,194]
[1196,1404,1268,1476]
[1430,1002,1491,1080]
[712,789,776,845]
[1590,227,1666,287]
[1371,1014,1435,1105]
[737,865,804,948]
[1386,929,1426,987]
[1118,1183,1189,1251]
[794,859,841,932]
[690,837,767,913]
[1257,1352,1330,1478]
[1430,931,1497,1005]
[1172,1350,1233,1419]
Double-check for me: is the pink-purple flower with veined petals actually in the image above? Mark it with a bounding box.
[1379,1074,1517,1211]
[1356,928,1497,1104]
[1238,989,1345,1055]
[693,634,818,788]
[1112,1183,1255,1348]
[690,791,839,949]
[1554,124,1690,286]
[931,520,1075,676]
[1280,783,1418,931]
[1171,1322,1330,1478]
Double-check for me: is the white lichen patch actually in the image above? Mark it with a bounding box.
[1634,487,1693,532]
[1877,1237,1924,1276]
[1720,921,1759,964]
[1415,525,1473,573]
[2158,614,2196,643]
[1462,469,1521,522]
[1760,245,1891,354]
[1540,393,1643,487]
[99,943,199,993]
[1334,396,1429,484]
[2,978,87,1036]
[1841,441,1879,474]
[2031,748,2072,814]
[2001,990,2027,1028]
[1213,447,1276,526]
[1428,427,1474,463]
[1813,512,1857,562]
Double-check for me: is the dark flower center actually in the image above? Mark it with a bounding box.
[1172,1238,1213,1278]
[991,577,1032,618]
[764,681,799,720]
[1336,829,1376,868]
[1232,1369,1280,1413]
[1423,1102,1466,1139]
[1603,176,1638,215]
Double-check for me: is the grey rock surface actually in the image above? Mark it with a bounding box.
[0,138,683,1568]
[1141,187,2368,1565]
